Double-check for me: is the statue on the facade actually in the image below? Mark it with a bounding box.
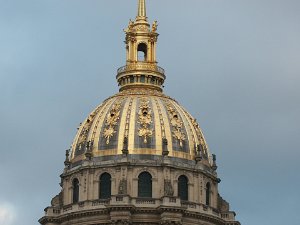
[118,179,127,195]
[152,20,158,32]
[164,180,174,196]
[125,19,135,32]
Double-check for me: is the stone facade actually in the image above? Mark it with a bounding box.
[39,155,239,225]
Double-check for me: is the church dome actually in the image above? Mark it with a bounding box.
[68,0,212,166]
[40,2,240,225]
[70,88,211,164]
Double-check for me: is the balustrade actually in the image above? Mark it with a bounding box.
[117,63,165,75]
[135,198,156,204]
[44,198,226,221]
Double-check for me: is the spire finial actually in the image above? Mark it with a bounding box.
[137,0,146,18]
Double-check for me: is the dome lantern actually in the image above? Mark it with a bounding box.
[117,0,165,92]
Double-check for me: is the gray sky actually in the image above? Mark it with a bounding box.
[0,0,299,224]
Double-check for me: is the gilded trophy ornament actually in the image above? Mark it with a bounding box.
[166,102,186,147]
[137,98,153,143]
[103,100,123,144]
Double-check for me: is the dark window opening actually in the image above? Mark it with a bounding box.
[72,178,79,203]
[138,172,152,198]
[99,173,112,199]
[178,175,188,201]
[137,43,147,61]
[140,75,145,83]
[130,76,135,83]
[206,182,211,205]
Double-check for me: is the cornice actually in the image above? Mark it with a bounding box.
[39,206,238,225]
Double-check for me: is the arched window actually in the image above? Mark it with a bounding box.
[178,175,188,201]
[99,173,112,199]
[138,172,152,198]
[72,178,79,203]
[137,43,147,61]
[206,182,211,205]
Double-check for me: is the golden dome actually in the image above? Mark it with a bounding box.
[69,0,212,166]
[70,88,211,164]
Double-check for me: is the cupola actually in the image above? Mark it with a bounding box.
[117,0,165,92]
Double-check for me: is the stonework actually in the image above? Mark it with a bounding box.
[40,156,238,225]
[39,1,240,225]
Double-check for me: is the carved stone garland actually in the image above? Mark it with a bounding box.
[137,98,153,143]
[103,100,123,144]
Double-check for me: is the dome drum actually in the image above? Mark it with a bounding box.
[40,157,237,225]
[117,63,165,92]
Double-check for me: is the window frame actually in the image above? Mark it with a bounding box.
[99,173,112,199]
[138,172,152,198]
[178,175,189,201]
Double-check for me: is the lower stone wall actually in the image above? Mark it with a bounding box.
[61,156,219,208]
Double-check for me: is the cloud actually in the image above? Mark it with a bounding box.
[0,203,16,225]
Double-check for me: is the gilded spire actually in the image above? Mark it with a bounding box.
[137,0,147,19]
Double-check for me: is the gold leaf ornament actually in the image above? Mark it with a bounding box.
[166,102,186,147]
[103,127,116,145]
[102,100,122,145]
[137,98,153,143]
[173,129,186,147]
[138,128,153,144]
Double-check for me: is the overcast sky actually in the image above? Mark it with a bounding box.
[0,0,299,225]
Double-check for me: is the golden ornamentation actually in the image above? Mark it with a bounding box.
[136,25,149,32]
[90,99,113,148]
[166,102,186,147]
[152,21,158,32]
[154,98,166,138]
[191,117,208,155]
[117,62,165,75]
[173,130,186,147]
[103,100,122,144]
[78,128,88,143]
[137,98,153,143]
[75,112,99,154]
[124,20,135,33]
[103,127,116,144]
